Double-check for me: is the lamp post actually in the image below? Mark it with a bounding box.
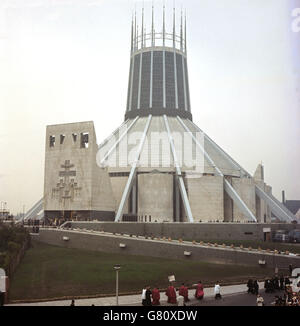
[114,264,121,306]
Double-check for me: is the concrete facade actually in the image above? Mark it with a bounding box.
[224,188,234,222]
[232,177,256,221]
[42,119,294,224]
[255,181,271,223]
[110,176,129,214]
[253,164,272,223]
[44,122,115,220]
[66,221,300,242]
[137,173,173,222]
[34,228,300,269]
[186,175,224,222]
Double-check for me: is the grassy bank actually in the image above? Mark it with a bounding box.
[9,240,275,301]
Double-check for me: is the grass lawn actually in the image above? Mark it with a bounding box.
[9,240,276,301]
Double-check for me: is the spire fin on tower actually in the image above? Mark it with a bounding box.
[136,24,139,50]
[151,2,154,46]
[131,12,134,53]
[180,7,183,51]
[173,6,176,48]
[163,3,165,47]
[184,9,187,53]
[134,9,137,50]
[141,5,144,48]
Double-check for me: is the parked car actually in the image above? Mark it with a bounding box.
[273,230,289,242]
[288,230,300,243]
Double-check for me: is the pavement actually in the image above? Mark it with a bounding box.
[7,282,265,306]
[190,289,283,306]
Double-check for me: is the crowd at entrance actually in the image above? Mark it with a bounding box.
[278,284,300,306]
[247,273,300,306]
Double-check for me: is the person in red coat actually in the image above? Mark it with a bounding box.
[179,283,190,302]
[152,287,161,306]
[165,284,177,304]
[195,281,204,300]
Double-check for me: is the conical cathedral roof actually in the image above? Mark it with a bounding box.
[98,7,247,178]
[98,116,247,177]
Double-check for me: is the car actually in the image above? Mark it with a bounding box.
[273,230,289,242]
[288,230,300,243]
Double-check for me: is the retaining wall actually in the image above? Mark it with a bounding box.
[64,222,300,241]
[34,229,300,269]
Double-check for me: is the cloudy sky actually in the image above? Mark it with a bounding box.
[0,0,299,214]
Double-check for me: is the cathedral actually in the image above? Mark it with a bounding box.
[26,7,295,224]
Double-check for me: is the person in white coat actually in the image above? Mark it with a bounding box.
[256,294,264,306]
[141,287,147,306]
[214,282,222,300]
[177,294,185,306]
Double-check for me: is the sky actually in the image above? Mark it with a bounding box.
[0,0,299,215]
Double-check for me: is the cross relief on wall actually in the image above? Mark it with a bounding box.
[52,160,82,202]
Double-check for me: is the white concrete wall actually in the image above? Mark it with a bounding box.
[224,187,233,222]
[91,165,116,213]
[44,121,115,213]
[253,179,272,223]
[232,177,256,221]
[186,175,224,222]
[138,173,173,222]
[110,176,129,214]
[265,184,272,222]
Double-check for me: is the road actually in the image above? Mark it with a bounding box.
[190,290,283,306]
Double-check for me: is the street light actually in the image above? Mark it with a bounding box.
[114,264,121,306]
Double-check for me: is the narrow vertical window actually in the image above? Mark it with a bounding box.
[50,135,55,147]
[80,133,89,148]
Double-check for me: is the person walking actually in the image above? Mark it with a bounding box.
[256,294,264,306]
[214,282,222,300]
[280,275,284,290]
[165,284,177,304]
[177,292,185,306]
[247,279,253,294]
[284,276,291,287]
[151,287,160,306]
[195,281,204,300]
[264,278,269,293]
[274,276,280,290]
[179,283,189,303]
[253,280,259,295]
[145,286,152,306]
[141,287,147,306]
[70,299,75,306]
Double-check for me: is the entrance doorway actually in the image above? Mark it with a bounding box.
[263,227,271,242]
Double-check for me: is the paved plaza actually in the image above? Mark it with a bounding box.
[7,282,267,306]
